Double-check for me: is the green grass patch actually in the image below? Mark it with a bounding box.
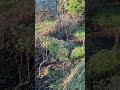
[70,46,85,61]
[73,27,85,39]
[41,36,69,61]
[35,20,54,31]
[63,59,85,90]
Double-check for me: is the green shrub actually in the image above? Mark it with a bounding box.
[73,27,85,39]
[67,0,85,15]
[87,49,120,80]
[58,47,68,57]
[70,46,85,60]
[48,42,59,59]
[41,37,69,60]
[48,68,64,90]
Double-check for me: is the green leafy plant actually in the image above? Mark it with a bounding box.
[70,46,85,61]
[67,0,85,15]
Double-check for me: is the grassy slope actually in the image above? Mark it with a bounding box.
[35,17,85,90]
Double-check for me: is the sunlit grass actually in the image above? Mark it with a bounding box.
[35,20,54,31]
[63,59,85,90]
[73,27,85,39]
[70,46,85,60]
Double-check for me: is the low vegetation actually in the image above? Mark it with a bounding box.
[70,46,85,61]
[87,49,120,80]
[35,20,54,31]
[73,27,85,39]
[35,0,85,90]
[35,8,85,89]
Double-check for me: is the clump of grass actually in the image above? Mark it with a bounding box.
[73,27,85,39]
[87,49,120,81]
[48,68,64,90]
[41,36,69,61]
[35,20,54,31]
[70,46,85,61]
[48,59,85,90]
[63,59,85,90]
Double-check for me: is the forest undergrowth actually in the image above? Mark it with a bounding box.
[35,13,85,90]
